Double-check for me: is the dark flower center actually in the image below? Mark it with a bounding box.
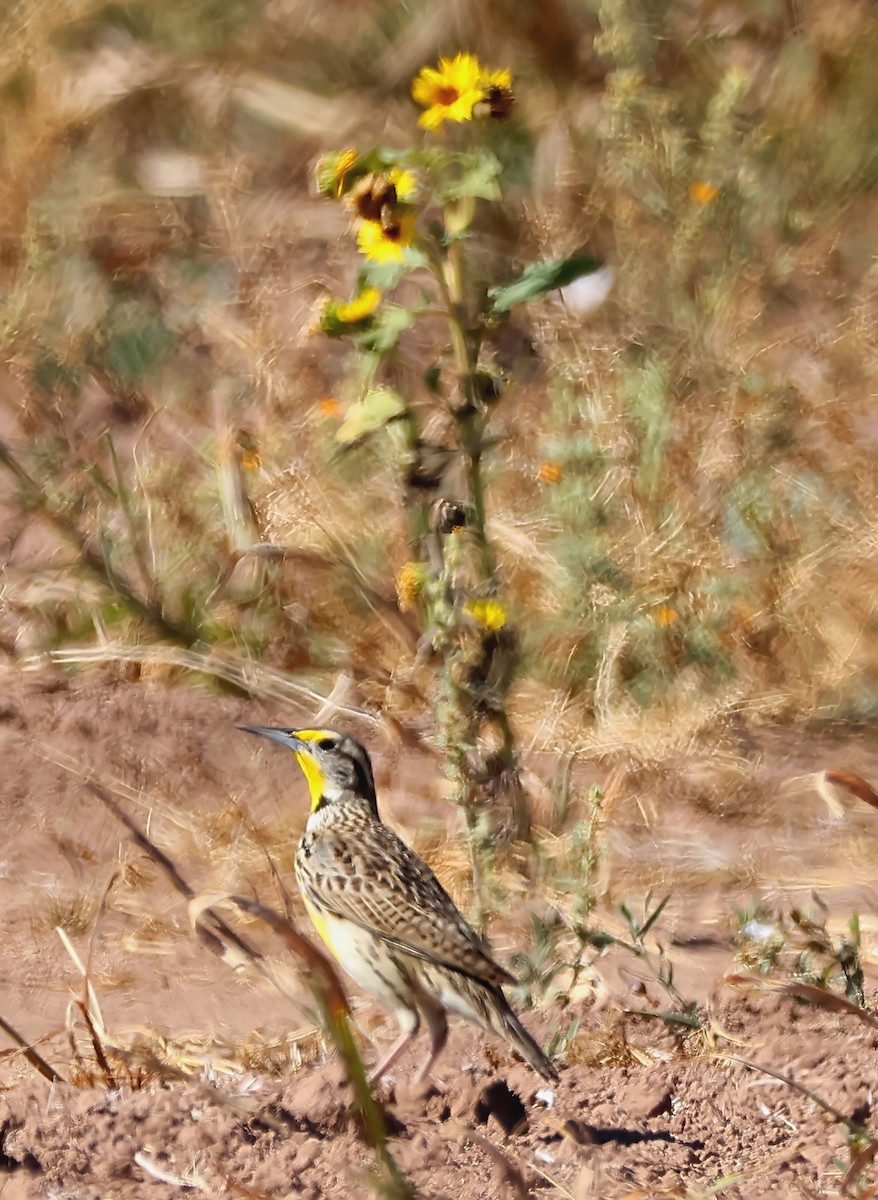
[436,85,460,106]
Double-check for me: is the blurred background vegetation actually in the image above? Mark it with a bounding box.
[3,0,878,757]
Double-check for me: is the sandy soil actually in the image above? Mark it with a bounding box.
[4,666,878,1197]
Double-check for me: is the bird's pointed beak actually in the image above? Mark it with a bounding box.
[237,725,309,753]
[238,725,326,811]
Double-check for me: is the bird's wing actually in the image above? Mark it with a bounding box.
[300,824,514,988]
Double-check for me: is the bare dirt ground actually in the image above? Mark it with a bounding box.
[4,665,878,1198]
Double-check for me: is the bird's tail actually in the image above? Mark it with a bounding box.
[490,990,559,1082]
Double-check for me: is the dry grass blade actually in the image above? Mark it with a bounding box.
[773,982,878,1029]
[842,1143,878,1196]
[0,1013,65,1084]
[76,999,114,1088]
[33,643,378,721]
[455,1129,531,1200]
[112,1044,286,1131]
[226,895,350,1020]
[720,1053,877,1146]
[725,975,878,1031]
[133,1151,212,1192]
[84,778,246,961]
[55,925,109,1042]
[225,893,407,1186]
[823,769,878,812]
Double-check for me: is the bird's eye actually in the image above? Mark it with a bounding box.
[316,737,335,751]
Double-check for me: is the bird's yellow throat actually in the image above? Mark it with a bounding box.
[289,729,327,811]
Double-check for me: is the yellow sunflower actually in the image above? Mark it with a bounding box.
[411,52,484,130]
[356,209,417,262]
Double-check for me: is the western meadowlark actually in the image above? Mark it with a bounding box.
[240,725,558,1083]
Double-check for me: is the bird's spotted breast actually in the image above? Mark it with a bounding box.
[301,893,416,1010]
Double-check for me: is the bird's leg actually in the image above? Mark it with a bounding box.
[370,1008,420,1085]
[415,995,449,1083]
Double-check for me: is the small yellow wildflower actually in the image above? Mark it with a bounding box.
[356,209,417,263]
[396,561,427,613]
[464,598,507,633]
[412,53,484,130]
[538,460,563,485]
[689,181,719,205]
[654,605,679,627]
[317,397,343,419]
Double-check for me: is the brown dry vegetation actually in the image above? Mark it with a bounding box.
[5,0,878,1196]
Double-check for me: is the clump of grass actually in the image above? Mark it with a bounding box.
[31,888,103,937]
[734,894,866,1007]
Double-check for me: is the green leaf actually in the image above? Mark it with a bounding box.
[336,387,406,444]
[33,354,80,396]
[437,154,502,202]
[359,247,428,291]
[489,255,604,313]
[356,305,414,353]
[101,316,175,381]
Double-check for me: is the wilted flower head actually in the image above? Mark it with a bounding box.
[396,561,427,612]
[315,148,360,197]
[346,168,417,222]
[356,209,417,262]
[236,430,260,472]
[473,69,515,120]
[321,287,383,336]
